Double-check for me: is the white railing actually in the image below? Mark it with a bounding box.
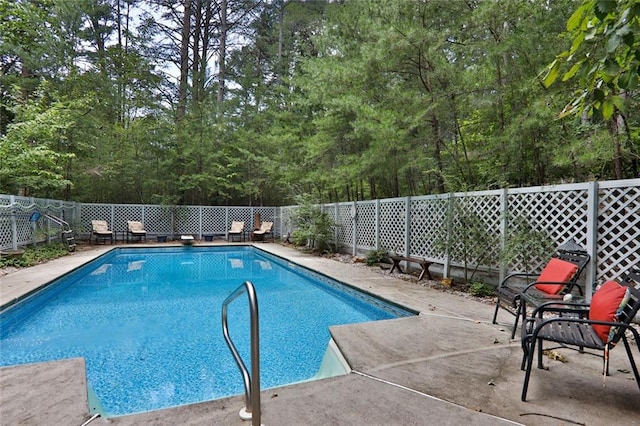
[2,178,639,292]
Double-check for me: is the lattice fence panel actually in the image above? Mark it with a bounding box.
[357,201,377,250]
[141,206,173,234]
[328,206,339,246]
[113,204,144,234]
[595,183,640,282]
[0,217,11,248]
[0,196,77,248]
[336,203,353,248]
[227,207,252,234]
[507,187,589,272]
[80,204,114,233]
[410,196,449,261]
[379,199,406,254]
[201,207,227,234]
[446,194,502,268]
[172,206,201,235]
[8,198,36,245]
[11,212,32,247]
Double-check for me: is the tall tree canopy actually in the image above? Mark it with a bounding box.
[1,0,638,205]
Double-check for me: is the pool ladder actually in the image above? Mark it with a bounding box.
[222,281,261,425]
[43,213,76,252]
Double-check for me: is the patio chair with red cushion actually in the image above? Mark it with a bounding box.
[492,240,590,338]
[520,268,640,401]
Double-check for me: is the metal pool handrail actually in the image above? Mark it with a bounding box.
[221,281,261,425]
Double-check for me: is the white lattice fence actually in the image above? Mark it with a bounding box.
[80,204,115,233]
[0,195,77,249]
[2,179,638,289]
[410,195,449,261]
[113,204,145,234]
[595,182,640,282]
[201,207,226,234]
[142,206,173,234]
[378,198,406,254]
[76,204,277,240]
[336,203,354,248]
[356,201,377,250]
[507,184,590,273]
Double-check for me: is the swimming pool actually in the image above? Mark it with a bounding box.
[0,246,414,417]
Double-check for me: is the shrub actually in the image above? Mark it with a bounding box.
[0,242,68,268]
[469,282,496,298]
[290,195,335,253]
[366,249,389,266]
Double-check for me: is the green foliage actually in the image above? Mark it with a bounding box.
[290,194,334,252]
[502,219,556,272]
[0,242,68,268]
[543,0,640,120]
[366,249,389,266]
[469,282,496,298]
[434,199,500,284]
[0,0,637,204]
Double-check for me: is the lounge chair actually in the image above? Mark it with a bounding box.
[252,221,273,242]
[227,221,245,242]
[127,221,147,243]
[492,241,590,338]
[520,268,640,401]
[91,220,114,245]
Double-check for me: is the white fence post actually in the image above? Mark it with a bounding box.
[375,199,380,251]
[352,201,357,256]
[10,195,18,250]
[334,203,339,253]
[443,193,453,278]
[404,196,411,266]
[585,181,599,298]
[499,188,509,283]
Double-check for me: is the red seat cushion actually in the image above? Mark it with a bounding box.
[589,280,628,342]
[534,258,579,294]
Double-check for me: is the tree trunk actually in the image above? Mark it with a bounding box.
[217,0,227,119]
[178,0,192,121]
[430,112,446,193]
[192,0,202,104]
[611,114,623,179]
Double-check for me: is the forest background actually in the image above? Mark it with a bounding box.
[1,0,639,207]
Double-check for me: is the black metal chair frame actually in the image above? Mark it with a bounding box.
[127,230,147,243]
[126,220,147,243]
[492,245,590,338]
[520,269,640,401]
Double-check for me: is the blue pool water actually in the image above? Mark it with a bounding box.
[0,246,413,417]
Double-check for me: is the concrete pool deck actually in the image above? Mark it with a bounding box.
[1,242,638,425]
